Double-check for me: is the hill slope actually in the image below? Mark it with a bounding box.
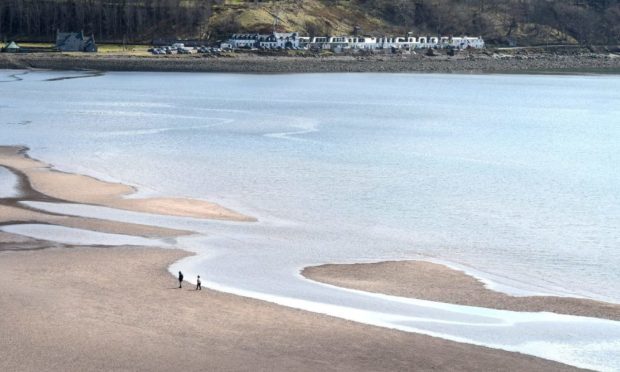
[1,0,619,46]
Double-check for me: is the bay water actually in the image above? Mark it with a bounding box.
[1,70,620,369]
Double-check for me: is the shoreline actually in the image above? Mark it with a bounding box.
[0,144,614,370]
[1,52,620,74]
[303,260,620,321]
[0,240,580,371]
[0,146,255,225]
[4,143,620,311]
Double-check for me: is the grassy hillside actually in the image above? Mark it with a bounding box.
[208,0,391,39]
[1,0,619,46]
[209,0,619,46]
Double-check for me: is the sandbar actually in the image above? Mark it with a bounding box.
[0,146,255,222]
[0,204,190,239]
[303,260,620,321]
[0,243,579,371]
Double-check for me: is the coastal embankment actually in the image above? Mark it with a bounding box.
[1,50,620,74]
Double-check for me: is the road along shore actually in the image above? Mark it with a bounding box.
[1,51,620,74]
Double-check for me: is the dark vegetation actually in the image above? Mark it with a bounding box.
[1,0,619,46]
[0,0,217,42]
[357,0,620,45]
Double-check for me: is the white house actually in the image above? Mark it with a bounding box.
[297,36,311,49]
[227,32,300,49]
[348,37,377,49]
[257,32,300,49]
[449,36,485,49]
[308,36,328,49]
[228,34,260,48]
[224,31,485,51]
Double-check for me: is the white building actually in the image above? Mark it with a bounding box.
[448,36,485,49]
[227,32,301,49]
[225,32,484,51]
[227,34,260,49]
[257,32,300,49]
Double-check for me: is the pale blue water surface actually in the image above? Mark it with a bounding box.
[0,166,18,198]
[1,70,619,370]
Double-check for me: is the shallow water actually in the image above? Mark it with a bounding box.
[2,70,620,369]
[17,200,620,371]
[0,166,18,198]
[0,223,167,247]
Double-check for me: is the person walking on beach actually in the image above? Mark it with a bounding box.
[178,271,184,288]
[196,275,202,291]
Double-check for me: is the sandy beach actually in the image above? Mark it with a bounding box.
[0,145,608,371]
[303,260,620,321]
[0,239,581,372]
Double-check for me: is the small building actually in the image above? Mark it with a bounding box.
[223,32,485,51]
[277,32,300,48]
[56,31,97,52]
[227,33,260,49]
[449,36,485,49]
[4,41,20,53]
[227,32,300,49]
[298,37,310,49]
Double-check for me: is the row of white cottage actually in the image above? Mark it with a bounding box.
[224,32,485,50]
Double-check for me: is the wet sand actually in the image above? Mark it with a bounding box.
[0,146,195,239]
[303,260,620,321]
[0,145,589,370]
[0,204,190,239]
[0,146,255,222]
[0,242,580,372]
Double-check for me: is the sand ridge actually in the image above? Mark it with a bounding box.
[303,260,620,321]
[0,145,256,222]
[0,204,191,239]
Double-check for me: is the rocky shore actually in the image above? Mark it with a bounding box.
[2,49,620,74]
